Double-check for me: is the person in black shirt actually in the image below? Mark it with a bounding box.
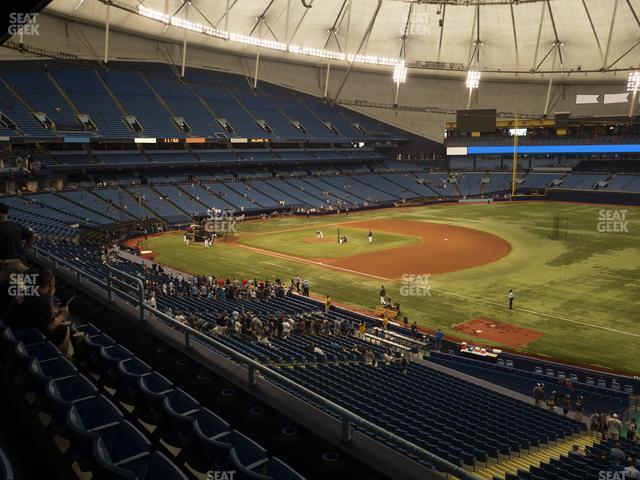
[12,269,71,353]
[379,285,387,305]
[0,202,35,312]
[0,202,34,263]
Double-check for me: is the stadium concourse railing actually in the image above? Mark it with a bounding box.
[32,246,482,480]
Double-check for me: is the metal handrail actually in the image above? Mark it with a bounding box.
[33,246,481,480]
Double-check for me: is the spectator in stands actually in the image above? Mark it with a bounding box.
[590,412,602,436]
[320,318,330,336]
[610,442,626,464]
[147,293,157,309]
[569,445,586,457]
[364,349,375,366]
[10,269,72,355]
[434,329,444,351]
[333,317,342,335]
[599,412,609,437]
[627,418,637,441]
[0,203,35,311]
[399,354,409,375]
[508,289,514,309]
[607,413,623,440]
[575,396,585,422]
[282,319,292,338]
[307,343,325,360]
[533,383,545,407]
[546,392,557,413]
[562,394,572,416]
[251,315,263,335]
[382,349,394,365]
[561,377,573,388]
[624,458,640,480]
[324,296,332,313]
[346,319,355,336]
[357,320,366,339]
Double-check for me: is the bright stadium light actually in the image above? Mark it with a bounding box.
[466,70,481,109]
[393,61,407,107]
[627,71,640,92]
[393,62,408,84]
[466,70,481,89]
[137,5,403,68]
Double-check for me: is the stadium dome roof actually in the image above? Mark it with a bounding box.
[46,0,639,80]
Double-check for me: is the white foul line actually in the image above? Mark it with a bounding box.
[231,243,391,281]
[429,287,640,338]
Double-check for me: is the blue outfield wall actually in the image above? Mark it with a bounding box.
[467,144,640,155]
[545,189,640,206]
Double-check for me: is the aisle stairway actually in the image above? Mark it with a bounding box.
[476,432,597,480]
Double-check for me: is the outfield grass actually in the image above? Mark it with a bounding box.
[141,202,640,373]
[238,226,420,259]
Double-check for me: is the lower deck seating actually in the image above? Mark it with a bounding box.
[426,352,628,415]
[281,362,584,469]
[506,436,640,480]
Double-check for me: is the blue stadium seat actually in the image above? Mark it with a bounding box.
[267,457,305,480]
[117,357,152,399]
[1,328,46,363]
[29,356,78,393]
[92,420,152,479]
[84,333,116,367]
[99,344,134,383]
[228,430,269,479]
[46,374,99,410]
[193,407,231,464]
[14,340,61,369]
[138,371,174,412]
[123,451,189,480]
[66,394,124,443]
[162,388,200,436]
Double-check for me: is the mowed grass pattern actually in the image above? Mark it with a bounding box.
[238,226,421,259]
[141,202,640,373]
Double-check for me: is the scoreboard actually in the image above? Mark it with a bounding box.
[145,137,271,144]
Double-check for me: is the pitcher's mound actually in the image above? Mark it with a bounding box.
[454,317,544,348]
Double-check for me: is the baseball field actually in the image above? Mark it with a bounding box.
[138,202,640,374]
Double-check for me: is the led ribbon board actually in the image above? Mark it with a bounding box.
[467,145,640,155]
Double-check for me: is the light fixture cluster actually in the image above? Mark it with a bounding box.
[138,5,402,68]
[627,71,640,93]
[466,70,481,89]
[393,62,408,84]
